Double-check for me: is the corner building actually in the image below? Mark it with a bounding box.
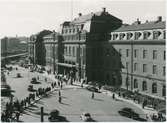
[58,8,122,82]
[110,17,166,99]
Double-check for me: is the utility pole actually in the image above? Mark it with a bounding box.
[53,30,56,74]
[78,31,81,82]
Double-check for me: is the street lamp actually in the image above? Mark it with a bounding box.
[78,30,82,82]
[53,30,56,74]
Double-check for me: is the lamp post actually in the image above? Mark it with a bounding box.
[78,31,81,82]
[53,30,56,74]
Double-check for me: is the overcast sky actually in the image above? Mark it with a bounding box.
[0,0,165,38]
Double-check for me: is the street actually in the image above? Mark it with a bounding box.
[2,65,146,122]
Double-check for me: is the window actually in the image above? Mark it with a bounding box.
[134,49,138,58]
[153,50,157,59]
[127,33,133,40]
[119,49,122,56]
[143,50,147,59]
[153,65,157,74]
[134,79,138,88]
[135,32,141,40]
[134,63,138,71]
[143,31,150,39]
[162,85,166,96]
[152,83,157,93]
[164,51,166,60]
[142,81,147,91]
[119,33,125,40]
[164,30,166,39]
[153,31,160,39]
[126,49,130,57]
[72,47,75,57]
[113,34,118,40]
[126,62,129,70]
[69,46,71,56]
[143,64,147,73]
[163,66,165,76]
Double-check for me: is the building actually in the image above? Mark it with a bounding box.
[43,31,63,74]
[109,17,166,99]
[58,8,122,82]
[29,8,165,99]
[1,36,29,57]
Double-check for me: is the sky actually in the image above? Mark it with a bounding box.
[0,0,166,38]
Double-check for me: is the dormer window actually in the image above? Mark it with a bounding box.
[127,33,133,40]
[119,33,125,40]
[113,34,118,40]
[153,31,161,39]
[135,32,141,40]
[143,31,151,40]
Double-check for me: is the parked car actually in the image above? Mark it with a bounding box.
[28,85,34,91]
[80,112,95,122]
[118,107,139,120]
[48,109,67,122]
[86,86,99,93]
[17,73,21,78]
[31,77,38,84]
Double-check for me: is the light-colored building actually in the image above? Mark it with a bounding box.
[109,17,166,99]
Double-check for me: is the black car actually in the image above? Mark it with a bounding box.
[118,107,139,120]
[31,77,38,84]
[86,86,99,93]
[48,110,68,122]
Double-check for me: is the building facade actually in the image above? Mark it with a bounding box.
[29,9,166,99]
[109,17,166,99]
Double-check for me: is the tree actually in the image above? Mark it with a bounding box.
[35,30,52,66]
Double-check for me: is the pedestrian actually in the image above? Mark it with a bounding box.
[58,90,61,97]
[112,93,115,100]
[45,78,47,82]
[58,96,62,103]
[15,111,20,122]
[37,76,39,80]
[91,92,94,99]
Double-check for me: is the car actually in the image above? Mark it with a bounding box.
[86,86,99,93]
[17,73,21,78]
[28,85,34,91]
[48,109,68,122]
[80,112,95,122]
[118,107,139,120]
[31,77,38,84]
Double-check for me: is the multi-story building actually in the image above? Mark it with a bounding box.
[43,31,63,74]
[29,8,166,99]
[109,17,166,99]
[58,8,122,82]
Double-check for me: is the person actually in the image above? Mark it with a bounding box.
[58,90,61,97]
[37,76,39,80]
[58,96,62,103]
[112,93,115,99]
[15,111,20,122]
[91,92,94,99]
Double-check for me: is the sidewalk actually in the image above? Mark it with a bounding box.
[100,89,157,122]
[39,72,158,122]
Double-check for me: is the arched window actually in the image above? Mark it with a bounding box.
[152,83,157,93]
[162,85,166,96]
[142,81,147,91]
[134,79,138,88]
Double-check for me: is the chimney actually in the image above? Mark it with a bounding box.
[78,13,82,17]
[133,18,141,25]
[157,16,162,22]
[102,7,106,12]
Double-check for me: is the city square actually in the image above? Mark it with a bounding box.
[1,0,166,122]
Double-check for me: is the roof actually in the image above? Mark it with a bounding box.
[71,11,102,24]
[71,11,121,24]
[43,32,58,39]
[113,21,166,32]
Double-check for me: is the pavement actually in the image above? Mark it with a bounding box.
[2,65,158,122]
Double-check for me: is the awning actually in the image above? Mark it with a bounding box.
[57,63,76,68]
